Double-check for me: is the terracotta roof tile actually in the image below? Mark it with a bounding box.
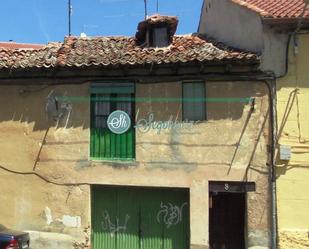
[231,0,309,18]
[0,42,44,50]
[0,35,258,70]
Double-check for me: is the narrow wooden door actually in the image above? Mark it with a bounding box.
[209,192,245,249]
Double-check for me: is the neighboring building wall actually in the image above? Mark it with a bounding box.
[198,0,289,76]
[276,34,309,249]
[198,0,263,52]
[260,26,289,76]
[199,1,309,248]
[0,80,271,249]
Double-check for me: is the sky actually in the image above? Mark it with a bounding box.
[0,0,203,44]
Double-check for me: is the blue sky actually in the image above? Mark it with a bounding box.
[1,0,203,44]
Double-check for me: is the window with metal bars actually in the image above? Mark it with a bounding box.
[90,84,135,160]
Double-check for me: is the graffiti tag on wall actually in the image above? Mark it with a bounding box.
[156,202,188,228]
[101,210,130,234]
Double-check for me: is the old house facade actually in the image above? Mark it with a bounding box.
[0,15,272,249]
[199,1,309,248]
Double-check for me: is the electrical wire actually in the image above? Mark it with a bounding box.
[0,164,90,186]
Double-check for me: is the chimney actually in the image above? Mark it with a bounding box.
[135,14,178,48]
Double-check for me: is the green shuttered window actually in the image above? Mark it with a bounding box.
[90,84,135,160]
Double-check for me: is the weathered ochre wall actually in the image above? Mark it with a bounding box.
[0,81,271,249]
[276,34,309,249]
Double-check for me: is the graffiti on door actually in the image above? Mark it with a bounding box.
[156,202,188,228]
[101,210,130,234]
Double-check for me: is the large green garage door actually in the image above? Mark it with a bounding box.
[91,186,189,249]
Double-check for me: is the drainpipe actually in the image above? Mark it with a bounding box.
[266,78,278,249]
[256,75,277,249]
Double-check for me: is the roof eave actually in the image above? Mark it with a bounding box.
[0,59,260,80]
[229,0,309,29]
[263,17,309,24]
[262,17,309,30]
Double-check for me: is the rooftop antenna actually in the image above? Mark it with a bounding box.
[156,0,159,13]
[144,0,147,19]
[68,0,73,36]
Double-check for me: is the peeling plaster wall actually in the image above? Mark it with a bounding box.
[0,81,271,249]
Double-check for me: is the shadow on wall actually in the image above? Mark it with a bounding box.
[136,81,268,122]
[0,84,90,131]
[0,81,267,131]
[206,82,265,121]
[0,82,271,177]
[275,155,309,179]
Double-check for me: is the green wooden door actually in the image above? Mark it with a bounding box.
[92,186,189,249]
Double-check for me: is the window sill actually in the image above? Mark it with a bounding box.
[90,157,136,163]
